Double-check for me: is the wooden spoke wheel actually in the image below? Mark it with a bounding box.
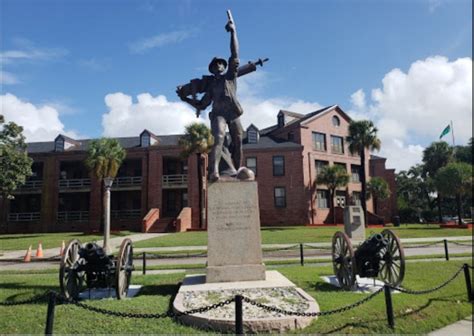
[332,231,356,290]
[59,239,84,300]
[379,229,405,287]
[115,238,134,300]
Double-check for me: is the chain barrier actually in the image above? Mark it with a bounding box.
[404,241,444,248]
[263,244,300,253]
[242,287,384,317]
[58,294,235,319]
[138,251,207,259]
[0,291,50,306]
[303,244,332,250]
[449,241,473,247]
[389,265,465,295]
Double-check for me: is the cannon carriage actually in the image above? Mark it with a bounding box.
[332,229,405,290]
[59,238,134,300]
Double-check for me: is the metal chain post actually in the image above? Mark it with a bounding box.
[235,295,244,335]
[443,239,449,261]
[44,292,56,335]
[142,252,146,275]
[463,263,473,302]
[384,285,395,329]
[300,243,304,266]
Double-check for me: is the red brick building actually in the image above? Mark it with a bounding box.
[0,105,397,233]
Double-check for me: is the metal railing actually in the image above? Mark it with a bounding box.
[59,178,91,189]
[8,212,41,222]
[162,174,188,188]
[112,176,142,188]
[111,209,141,219]
[57,211,89,221]
[18,180,43,190]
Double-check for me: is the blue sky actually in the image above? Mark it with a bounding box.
[1,0,472,171]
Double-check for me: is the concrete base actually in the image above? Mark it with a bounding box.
[78,285,142,300]
[207,264,266,283]
[322,276,401,294]
[173,271,319,333]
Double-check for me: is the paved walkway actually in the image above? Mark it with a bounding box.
[429,315,473,335]
[0,233,168,260]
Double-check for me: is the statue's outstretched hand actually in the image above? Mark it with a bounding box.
[225,20,235,33]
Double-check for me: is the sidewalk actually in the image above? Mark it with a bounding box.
[429,315,473,335]
[0,233,168,260]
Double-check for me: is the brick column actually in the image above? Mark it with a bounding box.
[41,156,58,232]
[187,153,200,229]
[89,173,102,232]
[147,151,162,210]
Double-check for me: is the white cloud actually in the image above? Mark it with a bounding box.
[0,93,79,142]
[350,89,366,110]
[0,70,20,85]
[129,30,194,54]
[101,72,323,137]
[349,56,472,171]
[102,92,203,137]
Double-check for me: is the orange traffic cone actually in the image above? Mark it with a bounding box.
[24,245,32,262]
[36,242,44,258]
[59,240,65,256]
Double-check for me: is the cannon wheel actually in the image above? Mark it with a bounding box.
[59,239,83,300]
[332,232,356,290]
[116,238,133,299]
[379,229,405,287]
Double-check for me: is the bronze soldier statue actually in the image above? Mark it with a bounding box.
[177,10,268,181]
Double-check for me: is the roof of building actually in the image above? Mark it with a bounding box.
[370,154,387,161]
[279,110,305,119]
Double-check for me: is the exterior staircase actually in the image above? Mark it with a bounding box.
[146,217,175,233]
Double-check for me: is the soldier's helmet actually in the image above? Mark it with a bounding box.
[208,57,227,74]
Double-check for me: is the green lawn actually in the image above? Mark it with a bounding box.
[0,260,471,334]
[0,231,132,252]
[134,225,472,248]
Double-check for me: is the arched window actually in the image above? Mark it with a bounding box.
[332,116,340,127]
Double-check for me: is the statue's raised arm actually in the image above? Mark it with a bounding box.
[225,10,239,59]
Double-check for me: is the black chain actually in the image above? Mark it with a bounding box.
[449,241,473,247]
[139,251,207,259]
[303,244,332,250]
[59,295,234,319]
[263,245,300,252]
[404,241,444,248]
[0,291,50,306]
[242,287,383,317]
[389,266,465,295]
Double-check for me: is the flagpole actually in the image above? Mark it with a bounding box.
[450,120,455,146]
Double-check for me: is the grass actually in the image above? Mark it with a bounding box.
[0,231,132,252]
[0,260,471,334]
[133,224,472,248]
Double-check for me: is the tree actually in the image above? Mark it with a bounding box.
[422,141,454,222]
[346,120,381,226]
[367,177,391,216]
[454,137,473,164]
[178,122,214,228]
[434,162,472,225]
[0,115,33,199]
[316,165,350,224]
[85,138,126,253]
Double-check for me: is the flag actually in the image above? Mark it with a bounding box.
[439,124,450,139]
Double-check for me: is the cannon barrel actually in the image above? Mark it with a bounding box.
[80,242,110,265]
[355,233,388,258]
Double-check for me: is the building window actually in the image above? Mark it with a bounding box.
[351,165,361,182]
[273,156,285,176]
[277,114,285,127]
[54,138,65,152]
[246,157,257,175]
[141,133,150,147]
[331,135,344,154]
[274,187,286,208]
[317,189,329,209]
[352,192,361,206]
[312,132,326,151]
[247,129,259,144]
[332,116,340,127]
[315,160,329,177]
[334,162,347,172]
[336,191,346,207]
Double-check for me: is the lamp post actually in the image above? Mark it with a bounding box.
[103,176,114,254]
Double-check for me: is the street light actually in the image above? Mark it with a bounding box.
[103,177,114,254]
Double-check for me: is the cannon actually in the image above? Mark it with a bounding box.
[331,229,405,290]
[59,238,134,300]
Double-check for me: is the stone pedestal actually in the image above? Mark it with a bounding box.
[207,181,265,283]
[344,206,365,241]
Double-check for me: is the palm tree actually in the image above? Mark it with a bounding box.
[367,177,391,216]
[316,165,350,224]
[85,138,126,253]
[178,122,214,228]
[346,120,381,227]
[422,141,454,222]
